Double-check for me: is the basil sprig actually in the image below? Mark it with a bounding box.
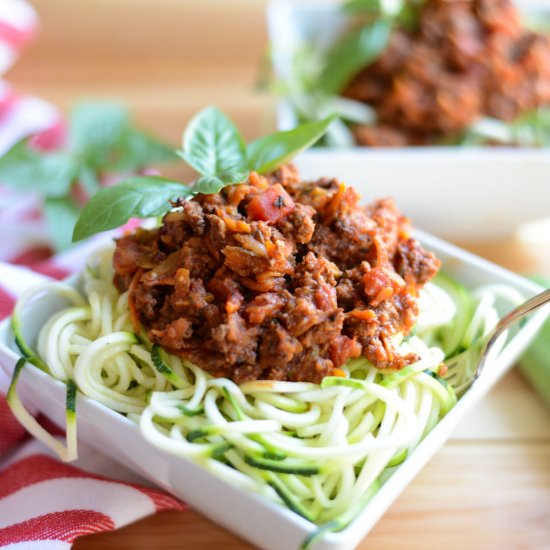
[72,107,336,242]
[319,0,428,96]
[0,102,176,250]
[180,107,247,178]
[319,20,392,96]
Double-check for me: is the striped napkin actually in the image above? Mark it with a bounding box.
[0,2,186,548]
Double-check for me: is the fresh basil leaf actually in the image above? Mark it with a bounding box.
[44,196,80,250]
[0,141,77,197]
[72,176,189,242]
[191,175,229,195]
[112,130,177,172]
[181,106,247,176]
[319,20,392,95]
[246,115,337,174]
[192,170,248,195]
[70,102,129,164]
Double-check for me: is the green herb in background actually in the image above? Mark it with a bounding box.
[328,0,428,95]
[318,20,391,96]
[0,102,177,251]
[267,43,378,148]
[72,106,337,242]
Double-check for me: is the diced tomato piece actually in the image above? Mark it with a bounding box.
[246,184,295,224]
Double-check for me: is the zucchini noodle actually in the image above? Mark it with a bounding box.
[8,245,523,540]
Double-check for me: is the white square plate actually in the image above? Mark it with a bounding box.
[0,231,547,550]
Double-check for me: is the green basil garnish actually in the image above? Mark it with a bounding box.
[246,117,337,173]
[180,106,246,177]
[72,177,190,242]
[319,20,392,96]
[72,107,337,242]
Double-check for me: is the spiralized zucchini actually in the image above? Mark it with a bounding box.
[8,245,522,541]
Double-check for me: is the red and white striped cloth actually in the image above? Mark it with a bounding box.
[0,0,60,152]
[0,0,37,74]
[0,2,187,547]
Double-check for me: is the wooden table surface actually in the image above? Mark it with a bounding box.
[9,1,550,548]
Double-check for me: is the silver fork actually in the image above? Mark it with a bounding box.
[457,287,550,395]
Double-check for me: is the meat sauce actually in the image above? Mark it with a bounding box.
[344,0,550,146]
[113,165,440,384]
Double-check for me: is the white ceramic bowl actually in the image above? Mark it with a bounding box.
[268,0,550,241]
[0,232,547,550]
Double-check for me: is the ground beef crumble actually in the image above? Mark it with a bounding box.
[113,165,440,383]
